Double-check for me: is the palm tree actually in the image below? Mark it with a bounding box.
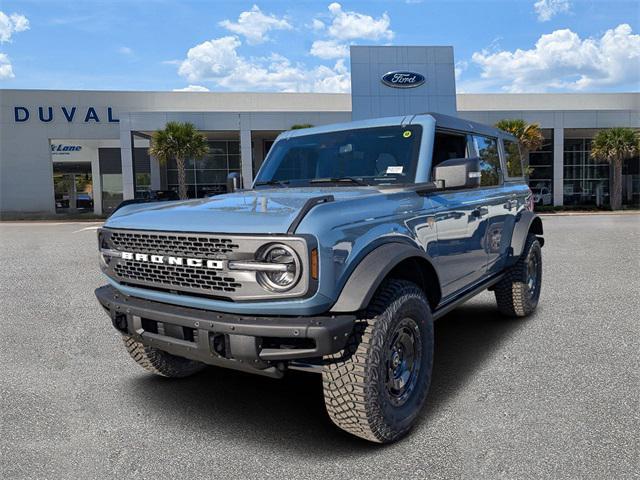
[149,121,209,200]
[495,119,544,174]
[590,128,640,210]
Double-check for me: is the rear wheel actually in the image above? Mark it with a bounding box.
[494,233,542,317]
[122,335,206,378]
[322,279,433,443]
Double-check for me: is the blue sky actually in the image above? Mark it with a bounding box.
[0,0,638,93]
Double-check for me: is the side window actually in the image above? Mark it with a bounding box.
[473,135,501,186]
[431,131,469,176]
[503,139,523,178]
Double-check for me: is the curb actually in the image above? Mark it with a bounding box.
[538,211,640,216]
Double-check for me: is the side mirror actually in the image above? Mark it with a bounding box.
[226,172,242,193]
[434,157,481,190]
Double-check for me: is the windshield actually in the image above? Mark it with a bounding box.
[255,125,422,187]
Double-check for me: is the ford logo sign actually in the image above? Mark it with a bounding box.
[381,71,426,89]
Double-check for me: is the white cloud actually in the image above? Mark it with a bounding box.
[325,3,393,41]
[118,46,134,56]
[0,11,29,43]
[178,36,243,82]
[310,39,349,59]
[0,52,14,79]
[177,35,350,93]
[471,24,640,92]
[173,85,210,92]
[533,0,570,22]
[219,5,291,45]
[308,3,393,60]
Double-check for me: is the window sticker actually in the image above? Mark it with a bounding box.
[386,166,404,174]
[403,130,412,138]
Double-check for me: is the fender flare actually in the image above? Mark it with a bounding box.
[330,242,440,313]
[509,211,544,262]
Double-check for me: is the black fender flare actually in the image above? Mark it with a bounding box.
[330,242,440,313]
[509,211,544,262]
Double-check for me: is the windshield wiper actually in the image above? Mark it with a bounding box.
[254,179,290,188]
[309,177,369,186]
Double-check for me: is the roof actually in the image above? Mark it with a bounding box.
[424,112,518,141]
[279,112,518,142]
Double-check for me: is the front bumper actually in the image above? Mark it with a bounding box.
[95,285,355,378]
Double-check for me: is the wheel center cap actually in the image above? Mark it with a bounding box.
[392,351,401,368]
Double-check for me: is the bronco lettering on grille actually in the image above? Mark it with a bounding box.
[121,252,224,270]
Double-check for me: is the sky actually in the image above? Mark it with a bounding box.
[0,0,638,93]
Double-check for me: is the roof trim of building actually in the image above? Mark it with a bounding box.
[456,93,640,111]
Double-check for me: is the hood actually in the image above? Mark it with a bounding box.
[105,187,383,234]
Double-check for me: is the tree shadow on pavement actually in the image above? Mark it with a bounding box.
[126,302,529,456]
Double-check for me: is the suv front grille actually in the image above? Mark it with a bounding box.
[114,261,242,294]
[100,228,311,301]
[110,231,239,257]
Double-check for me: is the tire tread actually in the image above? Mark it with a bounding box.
[322,279,432,443]
[121,335,205,378]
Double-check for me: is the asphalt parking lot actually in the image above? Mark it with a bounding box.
[1,214,638,479]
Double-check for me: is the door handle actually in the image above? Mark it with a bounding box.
[472,206,489,218]
[504,199,518,210]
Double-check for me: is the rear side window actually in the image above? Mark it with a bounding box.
[503,139,524,178]
[473,136,501,186]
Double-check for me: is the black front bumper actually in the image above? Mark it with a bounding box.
[95,285,355,378]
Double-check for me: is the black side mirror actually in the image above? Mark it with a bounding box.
[434,157,481,190]
[226,172,242,193]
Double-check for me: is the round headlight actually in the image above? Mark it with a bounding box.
[257,244,301,292]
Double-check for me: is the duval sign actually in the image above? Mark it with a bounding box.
[381,71,426,89]
[13,106,119,123]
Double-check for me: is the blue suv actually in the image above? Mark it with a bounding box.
[95,113,543,443]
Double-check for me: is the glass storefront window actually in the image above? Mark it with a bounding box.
[166,140,240,198]
[563,137,610,206]
[528,129,554,195]
[101,174,123,213]
[98,147,124,214]
[131,133,152,196]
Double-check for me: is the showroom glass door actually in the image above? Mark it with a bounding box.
[52,162,94,213]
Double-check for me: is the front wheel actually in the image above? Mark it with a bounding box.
[322,279,434,443]
[494,233,542,317]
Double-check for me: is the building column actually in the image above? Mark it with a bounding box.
[120,117,135,200]
[91,149,102,216]
[150,155,161,190]
[239,115,253,187]
[553,126,564,207]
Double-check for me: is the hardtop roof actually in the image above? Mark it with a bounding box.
[278,112,517,142]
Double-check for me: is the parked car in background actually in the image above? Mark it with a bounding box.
[532,186,552,206]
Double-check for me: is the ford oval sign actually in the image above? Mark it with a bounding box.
[381,71,425,89]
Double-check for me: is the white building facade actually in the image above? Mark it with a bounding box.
[1,46,638,216]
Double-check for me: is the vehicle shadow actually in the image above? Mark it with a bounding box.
[126,300,530,455]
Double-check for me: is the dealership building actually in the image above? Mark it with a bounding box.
[1,45,638,216]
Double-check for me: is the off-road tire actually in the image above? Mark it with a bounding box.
[322,279,434,443]
[122,335,206,378]
[494,233,542,317]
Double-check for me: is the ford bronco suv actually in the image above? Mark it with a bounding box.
[95,113,543,443]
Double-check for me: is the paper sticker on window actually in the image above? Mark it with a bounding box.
[386,166,404,174]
